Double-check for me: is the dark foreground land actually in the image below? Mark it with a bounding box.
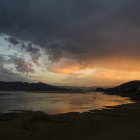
[0,81,140,140]
[0,103,140,140]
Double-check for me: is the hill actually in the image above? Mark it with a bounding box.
[0,81,68,91]
[105,81,140,93]
[96,81,140,98]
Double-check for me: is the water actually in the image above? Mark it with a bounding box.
[0,91,134,115]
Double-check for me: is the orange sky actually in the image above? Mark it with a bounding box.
[34,57,140,87]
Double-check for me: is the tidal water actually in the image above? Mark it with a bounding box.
[0,91,134,115]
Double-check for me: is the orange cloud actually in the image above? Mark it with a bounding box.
[48,59,88,74]
[46,57,140,86]
[49,66,80,74]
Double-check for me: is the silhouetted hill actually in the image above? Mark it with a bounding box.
[0,81,69,91]
[96,81,140,98]
[105,81,140,93]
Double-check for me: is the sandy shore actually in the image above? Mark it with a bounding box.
[0,94,140,140]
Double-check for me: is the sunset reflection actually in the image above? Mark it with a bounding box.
[0,92,134,115]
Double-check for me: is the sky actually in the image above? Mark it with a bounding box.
[0,0,140,86]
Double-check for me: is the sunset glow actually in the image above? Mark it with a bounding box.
[0,0,140,87]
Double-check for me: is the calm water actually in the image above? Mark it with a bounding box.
[0,91,134,115]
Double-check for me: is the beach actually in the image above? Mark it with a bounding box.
[0,93,140,140]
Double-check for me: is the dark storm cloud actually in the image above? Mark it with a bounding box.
[5,37,20,45]
[5,37,42,66]
[21,43,41,66]
[0,0,140,63]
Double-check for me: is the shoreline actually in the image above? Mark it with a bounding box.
[0,92,140,140]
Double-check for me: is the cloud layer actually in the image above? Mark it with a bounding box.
[0,0,140,85]
[0,56,30,82]
[0,0,140,63]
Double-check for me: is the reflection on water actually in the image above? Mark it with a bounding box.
[0,91,134,115]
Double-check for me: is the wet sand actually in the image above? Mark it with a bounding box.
[0,94,140,140]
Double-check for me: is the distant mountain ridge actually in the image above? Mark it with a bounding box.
[0,81,67,91]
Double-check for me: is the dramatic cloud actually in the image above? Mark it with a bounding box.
[5,37,20,45]
[0,0,140,65]
[0,56,30,82]
[0,0,140,85]
[21,43,41,66]
[4,54,35,74]
[14,58,35,73]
